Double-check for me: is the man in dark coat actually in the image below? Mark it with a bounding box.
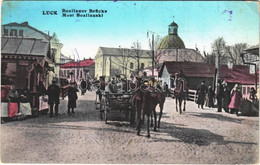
[216,79,224,112]
[47,78,60,117]
[80,79,87,95]
[196,81,208,109]
[68,82,79,114]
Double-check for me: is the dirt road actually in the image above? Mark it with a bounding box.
[1,91,259,164]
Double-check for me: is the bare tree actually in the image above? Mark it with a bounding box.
[130,41,143,73]
[148,34,163,65]
[114,47,131,75]
[232,43,248,65]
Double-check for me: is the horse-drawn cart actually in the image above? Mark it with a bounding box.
[99,91,133,124]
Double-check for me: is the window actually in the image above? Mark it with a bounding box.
[130,62,134,69]
[4,29,8,36]
[242,87,246,95]
[10,29,17,37]
[247,87,250,94]
[141,63,144,69]
[19,30,23,37]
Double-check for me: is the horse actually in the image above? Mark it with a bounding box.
[131,86,154,138]
[174,77,188,114]
[150,88,166,128]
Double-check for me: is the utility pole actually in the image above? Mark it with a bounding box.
[147,30,155,77]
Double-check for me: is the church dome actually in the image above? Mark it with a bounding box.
[157,20,185,49]
[158,35,185,49]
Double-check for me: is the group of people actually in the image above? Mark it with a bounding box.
[45,78,80,117]
[196,79,257,115]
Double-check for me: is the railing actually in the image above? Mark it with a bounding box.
[60,84,70,99]
[188,89,197,102]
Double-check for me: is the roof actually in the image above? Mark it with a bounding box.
[159,61,258,85]
[2,22,51,40]
[159,61,214,78]
[1,37,49,56]
[61,59,94,68]
[243,46,259,56]
[97,47,152,58]
[169,21,178,27]
[158,35,185,49]
[219,65,258,84]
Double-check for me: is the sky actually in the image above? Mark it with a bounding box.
[1,1,259,60]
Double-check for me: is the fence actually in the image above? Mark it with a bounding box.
[188,89,197,102]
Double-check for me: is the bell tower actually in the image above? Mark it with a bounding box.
[168,17,178,35]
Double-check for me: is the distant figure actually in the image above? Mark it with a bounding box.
[249,87,257,102]
[67,83,79,114]
[163,82,169,96]
[80,79,87,95]
[97,76,106,102]
[228,84,242,114]
[196,81,208,109]
[216,79,224,112]
[223,85,231,113]
[47,78,60,117]
[207,86,215,108]
[178,70,186,79]
[9,84,19,103]
[20,88,32,116]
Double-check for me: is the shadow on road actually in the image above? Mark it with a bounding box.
[155,121,257,146]
[186,112,244,123]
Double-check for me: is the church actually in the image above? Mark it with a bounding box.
[143,20,206,77]
[156,20,205,64]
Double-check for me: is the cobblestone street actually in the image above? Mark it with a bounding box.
[1,91,259,164]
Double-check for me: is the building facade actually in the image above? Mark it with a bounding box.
[60,58,95,83]
[95,47,152,79]
[1,22,63,79]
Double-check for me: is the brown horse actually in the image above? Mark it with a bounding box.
[150,88,166,128]
[174,78,188,114]
[131,87,154,138]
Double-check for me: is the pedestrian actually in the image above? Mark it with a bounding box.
[249,87,257,102]
[196,81,208,109]
[228,84,242,114]
[207,86,215,108]
[8,84,19,117]
[80,78,87,95]
[47,78,60,117]
[68,82,79,114]
[223,85,231,113]
[20,88,32,116]
[163,82,169,96]
[97,76,106,102]
[216,79,224,112]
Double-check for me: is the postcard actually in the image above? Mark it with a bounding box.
[1,1,259,164]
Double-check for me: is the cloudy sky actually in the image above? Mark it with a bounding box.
[2,1,259,60]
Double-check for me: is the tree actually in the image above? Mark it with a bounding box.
[114,46,131,76]
[211,37,249,65]
[130,41,143,73]
[148,34,163,65]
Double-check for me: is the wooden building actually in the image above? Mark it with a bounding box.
[1,37,54,109]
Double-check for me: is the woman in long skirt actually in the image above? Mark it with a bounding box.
[228,84,242,114]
